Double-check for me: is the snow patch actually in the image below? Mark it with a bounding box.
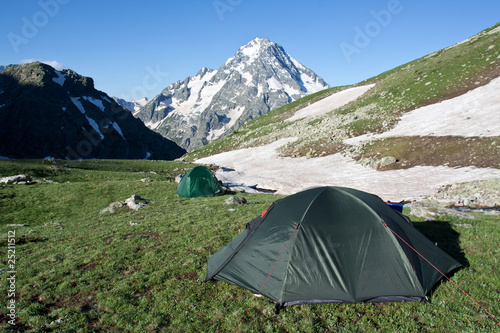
[208,106,245,141]
[84,116,104,140]
[170,71,225,117]
[287,84,375,122]
[52,71,66,86]
[111,122,126,140]
[267,76,282,90]
[71,97,104,139]
[83,96,105,111]
[145,119,164,130]
[197,138,500,202]
[70,97,86,114]
[346,76,500,144]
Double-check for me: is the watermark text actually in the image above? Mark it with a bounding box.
[7,0,71,53]
[6,231,17,326]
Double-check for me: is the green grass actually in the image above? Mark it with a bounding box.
[1,159,499,332]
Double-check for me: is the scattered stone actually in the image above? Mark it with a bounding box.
[378,156,397,168]
[125,194,149,210]
[485,210,500,216]
[6,224,26,227]
[50,318,64,325]
[110,201,125,209]
[454,223,473,228]
[43,221,62,226]
[38,178,59,184]
[100,194,150,214]
[224,196,248,205]
[428,179,500,209]
[0,174,33,184]
[410,201,475,220]
[175,174,184,183]
[141,177,153,182]
[99,207,113,214]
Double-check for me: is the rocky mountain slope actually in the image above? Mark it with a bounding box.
[0,62,185,160]
[134,37,329,151]
[190,23,500,202]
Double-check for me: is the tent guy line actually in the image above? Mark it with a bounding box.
[382,222,500,327]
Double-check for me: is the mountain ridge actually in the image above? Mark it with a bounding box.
[0,62,186,160]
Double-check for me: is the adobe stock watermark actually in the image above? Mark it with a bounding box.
[7,0,71,54]
[6,231,17,326]
[65,64,169,160]
[120,64,169,102]
[339,0,406,63]
[213,0,243,21]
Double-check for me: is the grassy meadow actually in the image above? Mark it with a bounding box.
[0,159,499,332]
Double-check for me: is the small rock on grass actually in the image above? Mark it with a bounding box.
[224,196,247,205]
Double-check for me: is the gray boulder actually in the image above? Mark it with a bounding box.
[125,194,148,210]
[0,174,33,184]
[100,194,150,214]
[224,196,248,205]
[410,201,475,220]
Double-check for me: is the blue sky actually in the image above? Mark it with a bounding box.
[1,0,499,100]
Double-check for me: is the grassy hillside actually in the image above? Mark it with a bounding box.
[1,159,499,332]
[185,22,500,169]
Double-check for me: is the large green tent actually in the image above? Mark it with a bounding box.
[177,166,224,198]
[206,186,461,310]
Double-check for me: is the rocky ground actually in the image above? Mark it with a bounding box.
[427,178,500,208]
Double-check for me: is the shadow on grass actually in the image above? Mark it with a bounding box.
[412,220,469,267]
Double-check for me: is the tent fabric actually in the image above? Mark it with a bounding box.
[177,166,224,198]
[206,186,462,308]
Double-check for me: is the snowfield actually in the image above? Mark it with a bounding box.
[346,77,500,144]
[197,79,500,202]
[287,84,375,122]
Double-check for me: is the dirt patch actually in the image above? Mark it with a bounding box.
[176,271,199,280]
[77,263,97,271]
[355,136,500,170]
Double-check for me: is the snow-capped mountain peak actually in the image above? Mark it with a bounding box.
[233,37,273,61]
[134,37,329,151]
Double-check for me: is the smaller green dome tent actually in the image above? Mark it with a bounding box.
[177,166,224,198]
